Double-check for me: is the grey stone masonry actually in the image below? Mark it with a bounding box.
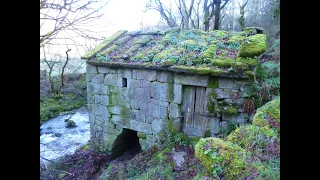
[157,71,173,83]
[151,82,173,102]
[104,74,122,86]
[174,74,208,87]
[91,74,105,83]
[86,63,98,73]
[86,63,254,152]
[118,69,132,78]
[97,67,110,74]
[218,78,240,89]
[133,69,157,81]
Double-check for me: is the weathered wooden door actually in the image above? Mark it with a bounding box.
[182,86,208,136]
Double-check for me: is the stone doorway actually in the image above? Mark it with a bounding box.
[110,129,141,158]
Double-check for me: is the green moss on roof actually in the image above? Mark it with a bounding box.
[84,28,267,77]
[238,34,266,57]
[227,35,245,44]
[82,30,127,59]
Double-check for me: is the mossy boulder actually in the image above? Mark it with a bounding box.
[195,137,247,179]
[227,125,278,156]
[238,34,266,57]
[65,119,77,128]
[252,98,280,136]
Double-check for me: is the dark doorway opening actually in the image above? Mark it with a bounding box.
[110,129,141,159]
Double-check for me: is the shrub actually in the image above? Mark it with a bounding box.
[194,137,247,179]
[227,125,279,157]
[252,98,280,136]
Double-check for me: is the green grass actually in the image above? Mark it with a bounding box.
[40,73,87,123]
[40,93,86,123]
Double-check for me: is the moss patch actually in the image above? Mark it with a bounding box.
[236,57,259,67]
[84,29,266,77]
[252,98,280,135]
[173,65,226,76]
[160,59,176,66]
[238,34,267,57]
[212,30,228,37]
[40,93,86,122]
[207,77,219,88]
[195,137,247,179]
[227,125,277,151]
[199,45,217,59]
[210,58,234,68]
[214,101,238,115]
[100,44,119,55]
[137,132,146,139]
[227,35,245,44]
[82,30,127,59]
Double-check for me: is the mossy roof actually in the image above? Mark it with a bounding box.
[82,27,266,78]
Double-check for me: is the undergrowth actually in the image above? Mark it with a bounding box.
[40,73,87,123]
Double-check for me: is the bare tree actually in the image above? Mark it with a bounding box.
[203,0,215,31]
[191,0,202,29]
[40,0,109,49]
[175,0,195,29]
[145,0,178,28]
[238,0,249,30]
[213,0,230,30]
[57,48,72,96]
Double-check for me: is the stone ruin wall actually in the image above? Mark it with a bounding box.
[86,63,253,151]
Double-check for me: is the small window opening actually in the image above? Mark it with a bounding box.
[122,78,127,87]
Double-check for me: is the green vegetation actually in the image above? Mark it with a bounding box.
[86,29,267,77]
[40,93,86,123]
[40,73,87,123]
[195,137,247,179]
[253,98,280,136]
[239,34,267,57]
[195,97,280,180]
[82,30,127,59]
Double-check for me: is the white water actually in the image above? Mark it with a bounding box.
[40,107,90,164]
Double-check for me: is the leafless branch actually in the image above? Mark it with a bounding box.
[40,0,109,48]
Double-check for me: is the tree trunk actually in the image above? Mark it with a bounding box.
[57,49,71,96]
[213,1,221,30]
[203,0,215,31]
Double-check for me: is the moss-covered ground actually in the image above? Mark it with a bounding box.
[40,73,87,124]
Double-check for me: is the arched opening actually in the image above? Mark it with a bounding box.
[110,129,141,159]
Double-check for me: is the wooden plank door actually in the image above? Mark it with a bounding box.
[182,86,207,136]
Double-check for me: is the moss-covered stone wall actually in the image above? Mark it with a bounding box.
[86,62,253,151]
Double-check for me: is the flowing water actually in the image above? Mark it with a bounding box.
[40,107,90,164]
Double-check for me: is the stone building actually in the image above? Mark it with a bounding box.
[81,27,266,152]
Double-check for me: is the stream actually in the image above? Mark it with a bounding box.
[40,107,90,164]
